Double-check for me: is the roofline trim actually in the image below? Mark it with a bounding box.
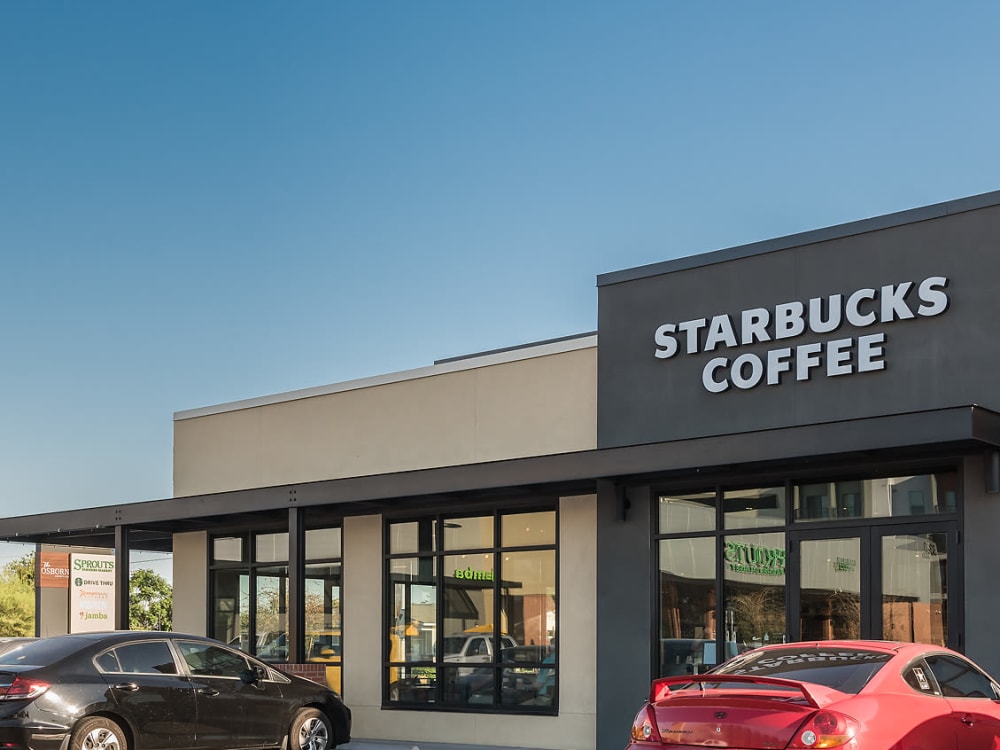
[597,188,1000,287]
[174,333,598,420]
[9,405,999,543]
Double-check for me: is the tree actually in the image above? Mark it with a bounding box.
[129,569,172,631]
[0,555,35,636]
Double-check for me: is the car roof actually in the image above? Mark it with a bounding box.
[31,631,222,645]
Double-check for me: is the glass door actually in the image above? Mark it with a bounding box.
[789,522,958,647]
[796,536,863,640]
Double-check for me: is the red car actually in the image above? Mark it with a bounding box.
[626,640,1000,749]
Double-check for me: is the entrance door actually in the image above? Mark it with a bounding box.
[789,523,958,646]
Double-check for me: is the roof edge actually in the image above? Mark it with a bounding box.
[174,333,597,421]
[597,189,1000,287]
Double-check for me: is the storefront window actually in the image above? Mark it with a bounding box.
[385,507,557,713]
[659,493,716,533]
[657,485,787,675]
[723,532,786,651]
[256,532,288,564]
[657,470,958,664]
[658,537,716,675]
[724,487,786,529]
[305,526,343,692]
[255,566,289,660]
[794,473,957,521]
[211,569,249,650]
[210,525,342,681]
[443,516,494,551]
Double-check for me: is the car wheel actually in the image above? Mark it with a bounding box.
[290,707,333,750]
[70,717,128,750]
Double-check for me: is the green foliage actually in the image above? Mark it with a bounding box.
[129,568,172,631]
[0,556,35,636]
[4,555,34,587]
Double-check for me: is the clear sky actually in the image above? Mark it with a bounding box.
[2,0,1000,543]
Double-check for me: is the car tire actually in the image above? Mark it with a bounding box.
[70,717,128,750]
[290,707,333,750]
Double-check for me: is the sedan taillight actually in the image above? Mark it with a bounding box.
[629,703,660,744]
[787,709,859,748]
[0,676,50,701]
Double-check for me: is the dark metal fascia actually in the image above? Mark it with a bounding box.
[2,405,997,543]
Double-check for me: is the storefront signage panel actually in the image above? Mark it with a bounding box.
[39,552,70,589]
[597,200,1000,448]
[69,553,116,633]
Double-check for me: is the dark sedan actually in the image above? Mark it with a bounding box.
[0,631,351,750]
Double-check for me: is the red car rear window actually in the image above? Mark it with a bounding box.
[716,647,891,694]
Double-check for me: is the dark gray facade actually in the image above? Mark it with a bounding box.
[597,193,1000,448]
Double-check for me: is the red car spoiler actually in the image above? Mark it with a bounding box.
[649,674,828,708]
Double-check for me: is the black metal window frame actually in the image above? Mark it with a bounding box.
[383,501,559,714]
[650,463,963,678]
[208,522,343,664]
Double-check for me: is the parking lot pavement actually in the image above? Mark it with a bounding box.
[341,740,551,750]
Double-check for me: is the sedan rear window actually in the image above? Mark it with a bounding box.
[0,638,85,666]
[718,647,891,694]
[97,641,178,675]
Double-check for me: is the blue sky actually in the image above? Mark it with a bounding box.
[2,0,1000,538]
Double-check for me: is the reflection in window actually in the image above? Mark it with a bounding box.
[443,517,494,551]
[389,557,437,665]
[723,487,786,529]
[502,512,556,547]
[255,567,289,663]
[178,641,250,679]
[800,538,861,640]
[210,524,342,683]
[212,569,249,651]
[659,493,716,533]
[658,537,716,674]
[794,473,957,521]
[925,655,997,698]
[99,641,178,675]
[723,532,786,654]
[256,533,288,564]
[882,533,947,646]
[385,508,557,712]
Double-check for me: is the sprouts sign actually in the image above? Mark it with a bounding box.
[652,276,950,394]
[69,553,116,633]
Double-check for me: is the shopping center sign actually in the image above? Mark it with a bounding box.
[69,553,116,633]
[652,276,950,394]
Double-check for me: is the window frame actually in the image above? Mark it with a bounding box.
[383,502,559,714]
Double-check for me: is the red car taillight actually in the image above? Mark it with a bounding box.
[787,709,859,748]
[629,703,660,744]
[0,676,50,701]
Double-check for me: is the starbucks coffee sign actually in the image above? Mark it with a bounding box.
[652,276,950,393]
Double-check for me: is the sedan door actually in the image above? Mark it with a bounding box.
[96,639,198,750]
[925,654,1000,749]
[176,639,290,748]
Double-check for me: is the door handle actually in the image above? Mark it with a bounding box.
[961,714,975,726]
[112,683,139,692]
[199,687,220,697]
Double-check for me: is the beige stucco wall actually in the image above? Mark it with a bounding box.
[173,339,597,498]
[172,531,208,635]
[344,494,597,749]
